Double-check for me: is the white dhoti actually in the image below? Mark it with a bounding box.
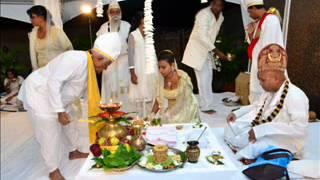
[194,56,214,111]
[224,122,270,160]
[27,106,79,172]
[19,71,81,172]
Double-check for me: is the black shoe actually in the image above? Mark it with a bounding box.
[202,109,216,114]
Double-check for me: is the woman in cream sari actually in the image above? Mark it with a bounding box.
[27,5,73,71]
[151,50,200,124]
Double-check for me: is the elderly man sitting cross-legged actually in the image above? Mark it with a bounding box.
[224,44,309,164]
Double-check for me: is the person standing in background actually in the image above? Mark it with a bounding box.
[128,11,158,117]
[182,0,230,114]
[245,0,284,103]
[27,5,73,71]
[96,0,131,108]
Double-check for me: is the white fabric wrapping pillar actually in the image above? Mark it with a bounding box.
[282,0,291,47]
[239,0,253,72]
[33,0,63,28]
[144,0,158,75]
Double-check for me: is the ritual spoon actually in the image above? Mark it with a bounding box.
[196,126,207,141]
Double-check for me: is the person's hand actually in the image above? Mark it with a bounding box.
[248,129,256,143]
[130,72,138,85]
[58,112,70,125]
[226,113,237,123]
[147,112,156,122]
[218,53,229,61]
[246,22,256,34]
[5,96,13,103]
[246,21,257,40]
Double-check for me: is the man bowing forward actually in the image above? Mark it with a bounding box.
[18,33,121,180]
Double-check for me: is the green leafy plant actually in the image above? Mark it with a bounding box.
[92,144,142,171]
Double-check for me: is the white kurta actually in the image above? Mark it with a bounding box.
[128,29,157,103]
[249,15,284,102]
[182,7,224,71]
[96,21,131,105]
[224,82,309,160]
[182,6,223,111]
[18,51,88,172]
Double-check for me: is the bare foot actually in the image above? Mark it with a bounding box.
[69,150,89,160]
[49,169,65,180]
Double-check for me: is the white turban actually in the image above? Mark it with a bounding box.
[93,32,121,61]
[245,0,264,8]
[108,0,120,11]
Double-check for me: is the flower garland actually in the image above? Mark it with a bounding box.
[211,52,222,72]
[96,0,104,17]
[144,0,157,75]
[251,81,289,127]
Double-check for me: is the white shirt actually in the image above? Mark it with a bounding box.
[234,81,309,156]
[18,51,88,114]
[182,6,224,71]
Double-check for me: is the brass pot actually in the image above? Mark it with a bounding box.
[99,118,127,140]
[131,125,146,151]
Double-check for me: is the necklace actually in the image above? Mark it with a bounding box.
[251,81,289,127]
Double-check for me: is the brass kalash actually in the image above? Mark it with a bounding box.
[98,102,127,140]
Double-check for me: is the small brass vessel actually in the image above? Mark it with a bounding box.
[131,125,146,151]
[186,141,200,163]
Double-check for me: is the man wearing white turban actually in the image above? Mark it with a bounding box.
[96,0,131,107]
[18,33,121,180]
[244,0,284,103]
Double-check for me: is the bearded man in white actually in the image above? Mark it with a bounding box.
[96,0,131,107]
[18,33,121,180]
[245,0,284,103]
[224,44,309,164]
[182,0,231,114]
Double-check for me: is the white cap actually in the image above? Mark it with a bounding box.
[245,0,264,8]
[108,0,120,10]
[93,32,121,61]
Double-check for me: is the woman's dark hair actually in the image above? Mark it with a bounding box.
[248,5,266,9]
[158,50,176,64]
[130,11,144,32]
[211,0,226,4]
[6,68,17,77]
[27,5,52,23]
